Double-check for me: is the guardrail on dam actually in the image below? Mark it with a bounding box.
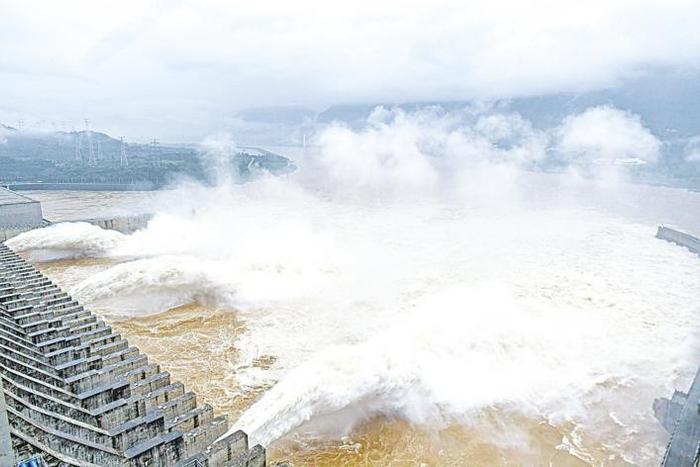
[0,242,266,466]
[654,226,700,466]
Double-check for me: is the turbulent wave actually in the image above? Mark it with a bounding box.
[70,256,237,315]
[6,222,126,259]
[229,285,538,445]
[231,271,700,454]
[227,284,594,445]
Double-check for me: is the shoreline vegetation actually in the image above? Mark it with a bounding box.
[0,141,295,190]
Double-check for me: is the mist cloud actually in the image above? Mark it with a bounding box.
[306,106,553,201]
[556,106,661,163]
[305,103,663,203]
[685,136,700,162]
[2,0,700,139]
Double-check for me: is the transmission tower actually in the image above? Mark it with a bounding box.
[120,137,128,167]
[85,119,96,165]
[150,138,160,167]
[74,127,82,163]
[97,139,104,161]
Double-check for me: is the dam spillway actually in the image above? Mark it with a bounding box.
[0,242,265,466]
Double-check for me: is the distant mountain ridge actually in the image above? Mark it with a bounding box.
[317,69,700,139]
[0,129,122,161]
[0,126,295,189]
[227,69,700,157]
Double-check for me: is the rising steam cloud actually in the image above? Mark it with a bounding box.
[69,256,237,315]
[310,106,549,199]
[556,105,661,164]
[7,222,126,258]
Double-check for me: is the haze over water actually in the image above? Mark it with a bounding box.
[9,126,700,465]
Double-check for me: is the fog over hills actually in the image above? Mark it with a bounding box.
[2,69,700,188]
[226,68,700,141]
[316,68,700,135]
[223,69,700,188]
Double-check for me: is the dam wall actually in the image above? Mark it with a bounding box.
[80,214,152,234]
[1,214,153,242]
[654,226,700,466]
[0,225,44,243]
[1,185,152,239]
[0,203,43,230]
[0,242,265,466]
[0,187,46,242]
[656,226,700,255]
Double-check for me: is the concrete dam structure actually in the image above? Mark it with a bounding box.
[0,188,47,242]
[1,186,152,241]
[654,226,700,466]
[0,243,266,466]
[657,226,700,256]
[77,214,152,235]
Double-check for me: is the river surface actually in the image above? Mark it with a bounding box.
[13,177,700,466]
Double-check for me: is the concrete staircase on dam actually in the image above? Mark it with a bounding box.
[0,242,265,466]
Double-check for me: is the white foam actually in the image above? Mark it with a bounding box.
[226,271,699,454]
[7,222,125,259]
[69,256,236,316]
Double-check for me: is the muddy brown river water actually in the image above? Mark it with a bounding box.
[15,184,700,466]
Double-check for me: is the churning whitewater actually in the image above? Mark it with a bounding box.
[8,107,700,464]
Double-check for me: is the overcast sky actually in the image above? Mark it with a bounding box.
[2,0,700,141]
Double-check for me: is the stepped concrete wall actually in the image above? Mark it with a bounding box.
[0,242,265,466]
[0,378,13,464]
